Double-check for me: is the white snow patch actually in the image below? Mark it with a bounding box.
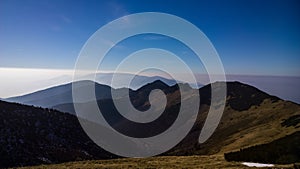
[38,157,52,163]
[242,162,274,167]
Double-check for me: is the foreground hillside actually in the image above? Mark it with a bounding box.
[0,101,116,168]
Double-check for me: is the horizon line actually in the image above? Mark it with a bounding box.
[0,67,299,78]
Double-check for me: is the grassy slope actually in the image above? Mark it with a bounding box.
[168,99,300,156]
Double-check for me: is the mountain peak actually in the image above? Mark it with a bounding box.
[199,81,280,111]
[136,79,171,91]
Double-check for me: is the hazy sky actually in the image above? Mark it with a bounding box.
[0,0,300,99]
[1,0,299,76]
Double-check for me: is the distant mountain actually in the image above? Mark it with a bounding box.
[53,80,181,116]
[5,74,202,108]
[92,73,181,89]
[5,81,120,108]
[1,81,299,168]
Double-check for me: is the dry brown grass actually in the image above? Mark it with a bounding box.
[16,155,294,169]
[217,99,300,153]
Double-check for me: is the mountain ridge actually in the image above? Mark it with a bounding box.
[1,81,299,168]
[4,78,183,108]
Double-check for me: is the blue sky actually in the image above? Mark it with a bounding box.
[0,0,300,76]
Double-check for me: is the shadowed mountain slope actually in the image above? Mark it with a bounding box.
[224,131,300,164]
[0,101,116,168]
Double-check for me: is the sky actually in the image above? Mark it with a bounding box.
[0,0,300,98]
